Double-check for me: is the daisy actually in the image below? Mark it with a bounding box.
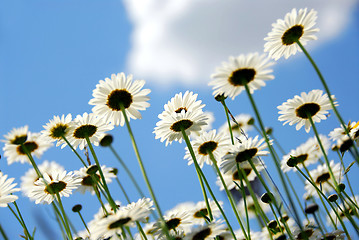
[303,135,330,160]
[2,125,29,145]
[328,195,359,225]
[290,219,321,240]
[264,8,319,60]
[3,132,53,165]
[90,206,152,240]
[41,114,72,148]
[0,172,20,207]
[29,170,81,204]
[21,160,65,197]
[277,89,336,133]
[209,53,274,100]
[89,72,151,126]
[281,142,319,173]
[304,160,343,198]
[218,113,254,138]
[184,220,226,240]
[329,121,359,146]
[153,210,193,238]
[67,112,114,150]
[122,197,154,222]
[160,91,205,117]
[74,165,116,195]
[220,136,269,174]
[170,199,223,225]
[154,105,208,146]
[184,130,231,168]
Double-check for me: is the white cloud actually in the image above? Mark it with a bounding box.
[123,0,357,86]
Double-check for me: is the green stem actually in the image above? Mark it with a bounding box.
[13,201,33,240]
[109,145,145,197]
[61,135,87,167]
[0,223,8,240]
[120,106,170,239]
[55,194,73,240]
[209,152,249,240]
[221,99,235,145]
[85,137,118,212]
[21,144,43,178]
[243,83,302,228]
[296,40,359,162]
[115,177,131,204]
[77,212,90,234]
[181,128,237,240]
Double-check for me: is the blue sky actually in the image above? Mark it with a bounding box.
[1,1,359,239]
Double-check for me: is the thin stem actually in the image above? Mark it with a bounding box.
[296,40,359,161]
[109,145,145,197]
[209,151,249,240]
[61,135,87,167]
[244,83,302,228]
[56,194,73,240]
[0,223,8,240]
[116,177,131,204]
[181,128,237,240]
[221,99,235,145]
[13,201,33,240]
[77,212,90,234]
[85,137,118,212]
[120,106,170,239]
[20,144,43,178]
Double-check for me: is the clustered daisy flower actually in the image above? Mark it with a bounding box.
[184,130,231,168]
[89,72,151,126]
[66,112,114,150]
[154,92,208,146]
[41,114,73,147]
[209,53,274,100]
[0,172,20,207]
[29,170,81,204]
[277,89,336,133]
[264,8,319,60]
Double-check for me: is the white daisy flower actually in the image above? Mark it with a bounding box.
[154,104,208,146]
[329,121,359,146]
[259,217,296,240]
[3,132,53,165]
[122,197,154,222]
[303,135,330,160]
[184,220,226,240]
[281,141,319,173]
[153,210,193,238]
[184,130,231,168]
[209,53,274,100]
[0,172,20,207]
[220,136,269,174]
[2,125,29,145]
[218,113,254,138]
[90,206,152,240]
[29,170,81,204]
[67,112,114,150]
[41,114,72,147]
[264,8,319,60]
[169,199,223,225]
[160,91,205,117]
[234,229,261,240]
[277,89,336,133]
[321,230,345,240]
[21,160,65,197]
[89,72,151,126]
[290,219,321,240]
[89,200,122,227]
[327,195,359,225]
[304,160,343,198]
[74,165,116,195]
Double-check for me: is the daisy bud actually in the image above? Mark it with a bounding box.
[339,139,353,154]
[110,168,118,176]
[328,194,338,202]
[72,204,82,212]
[214,94,227,102]
[265,127,273,135]
[261,192,274,204]
[86,165,99,175]
[248,118,255,125]
[100,134,113,147]
[336,183,345,192]
[280,214,289,223]
[305,203,319,214]
[267,220,277,229]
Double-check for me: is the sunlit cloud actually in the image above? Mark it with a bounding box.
[123,0,357,86]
